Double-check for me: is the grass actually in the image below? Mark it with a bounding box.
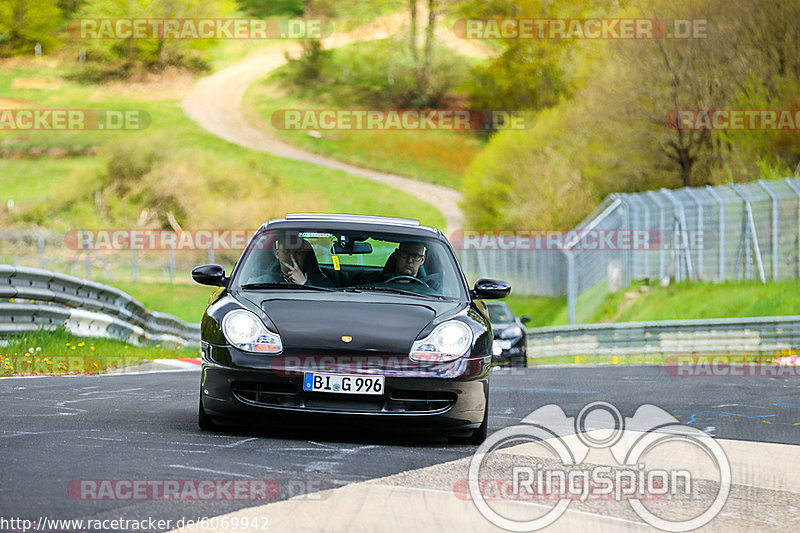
[593,278,800,323]
[243,39,486,189]
[0,326,197,376]
[0,59,447,231]
[526,353,786,366]
[104,281,215,323]
[502,294,567,328]
[502,278,800,330]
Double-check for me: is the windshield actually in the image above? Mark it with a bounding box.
[233,228,466,299]
[487,302,515,324]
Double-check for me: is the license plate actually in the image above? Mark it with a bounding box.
[303,372,384,395]
[495,340,512,350]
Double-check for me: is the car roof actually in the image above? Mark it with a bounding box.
[261,213,443,238]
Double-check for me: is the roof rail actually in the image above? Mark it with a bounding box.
[283,213,421,227]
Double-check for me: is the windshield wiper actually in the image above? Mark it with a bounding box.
[240,282,336,292]
[353,286,443,299]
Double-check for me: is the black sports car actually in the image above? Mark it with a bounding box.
[486,301,530,367]
[191,214,510,443]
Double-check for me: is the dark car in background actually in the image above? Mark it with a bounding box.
[191,214,511,443]
[486,301,529,367]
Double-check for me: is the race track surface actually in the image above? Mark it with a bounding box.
[2,366,799,532]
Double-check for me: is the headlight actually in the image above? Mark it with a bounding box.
[222,309,282,354]
[500,326,523,339]
[409,320,473,362]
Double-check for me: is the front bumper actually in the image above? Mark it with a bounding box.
[491,336,526,364]
[200,343,490,431]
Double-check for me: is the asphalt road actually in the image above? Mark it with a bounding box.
[1,366,799,532]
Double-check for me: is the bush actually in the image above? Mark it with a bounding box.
[281,37,471,109]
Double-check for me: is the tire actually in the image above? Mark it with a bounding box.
[198,395,216,431]
[465,393,489,444]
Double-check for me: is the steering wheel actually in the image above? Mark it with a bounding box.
[385,275,430,287]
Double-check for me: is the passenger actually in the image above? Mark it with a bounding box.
[272,236,334,287]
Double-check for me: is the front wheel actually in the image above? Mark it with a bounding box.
[457,393,489,444]
[198,395,216,431]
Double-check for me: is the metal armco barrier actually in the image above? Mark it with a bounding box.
[0,265,200,347]
[527,316,800,358]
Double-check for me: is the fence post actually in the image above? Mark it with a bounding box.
[617,194,632,289]
[685,187,704,279]
[758,180,780,280]
[705,185,726,281]
[629,194,650,279]
[565,249,576,325]
[646,191,668,280]
[661,188,694,281]
[731,183,766,283]
[784,177,800,277]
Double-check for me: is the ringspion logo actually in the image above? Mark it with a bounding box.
[467,402,730,531]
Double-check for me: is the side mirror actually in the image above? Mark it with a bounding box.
[471,278,511,300]
[520,315,531,324]
[192,264,227,287]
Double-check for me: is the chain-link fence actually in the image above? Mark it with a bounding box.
[459,177,800,324]
[0,229,237,284]
[5,177,800,323]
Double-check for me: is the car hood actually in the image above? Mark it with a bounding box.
[257,294,465,353]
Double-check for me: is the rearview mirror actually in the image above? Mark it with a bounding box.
[332,242,373,254]
[471,278,511,300]
[192,264,227,287]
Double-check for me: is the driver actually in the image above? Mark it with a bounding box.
[391,241,427,279]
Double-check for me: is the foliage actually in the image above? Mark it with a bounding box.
[237,0,305,17]
[0,0,63,57]
[282,37,471,108]
[460,0,800,229]
[70,0,236,80]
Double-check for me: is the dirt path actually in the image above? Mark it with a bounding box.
[182,8,487,233]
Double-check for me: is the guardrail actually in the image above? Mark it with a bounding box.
[526,316,800,358]
[0,265,200,347]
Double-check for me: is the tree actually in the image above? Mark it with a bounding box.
[461,0,800,229]
[407,0,441,107]
[0,0,63,57]
[75,0,235,77]
[454,0,611,111]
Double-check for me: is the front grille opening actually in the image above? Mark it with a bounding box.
[231,381,457,414]
[387,390,457,413]
[232,381,301,407]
